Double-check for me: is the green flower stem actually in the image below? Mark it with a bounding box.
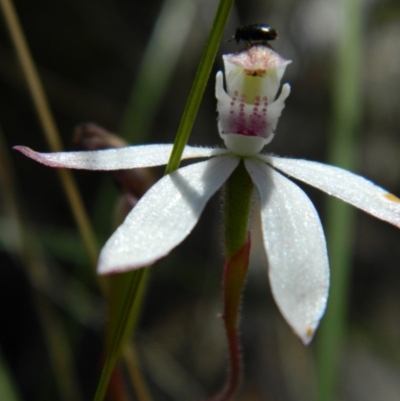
[208,161,253,401]
[224,161,254,258]
[164,0,235,174]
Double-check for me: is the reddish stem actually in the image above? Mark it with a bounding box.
[207,235,251,401]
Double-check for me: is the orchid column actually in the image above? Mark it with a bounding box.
[211,46,291,401]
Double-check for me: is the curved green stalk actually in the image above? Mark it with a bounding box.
[101,3,201,394]
[164,0,235,174]
[93,1,235,400]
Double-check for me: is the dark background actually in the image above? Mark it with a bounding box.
[1,0,400,400]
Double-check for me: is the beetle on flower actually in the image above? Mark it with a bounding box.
[15,45,400,346]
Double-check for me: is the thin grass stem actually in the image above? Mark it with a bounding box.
[0,0,98,267]
[0,126,84,401]
[123,345,153,401]
[93,1,235,399]
[317,0,363,399]
[164,0,235,174]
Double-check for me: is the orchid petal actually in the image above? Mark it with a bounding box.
[14,145,228,170]
[266,156,400,228]
[98,155,240,274]
[245,158,329,344]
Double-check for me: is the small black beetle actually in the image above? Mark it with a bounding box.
[230,23,278,48]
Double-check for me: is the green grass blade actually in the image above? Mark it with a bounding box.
[93,1,235,400]
[317,0,363,399]
[0,125,85,401]
[0,0,99,267]
[94,269,147,401]
[164,0,235,174]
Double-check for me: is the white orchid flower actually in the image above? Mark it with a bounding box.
[15,46,400,344]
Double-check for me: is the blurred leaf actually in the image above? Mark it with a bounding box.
[0,351,21,401]
[317,0,363,399]
[121,0,198,143]
[0,123,85,401]
[0,0,98,267]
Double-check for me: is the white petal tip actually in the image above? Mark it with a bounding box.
[297,326,317,345]
[384,192,400,204]
[97,247,155,275]
[14,146,62,168]
[14,146,38,160]
[13,145,26,152]
[97,262,146,276]
[281,83,291,99]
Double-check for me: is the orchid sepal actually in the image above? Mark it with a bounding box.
[98,155,240,274]
[14,144,229,170]
[245,158,329,344]
[263,155,400,229]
